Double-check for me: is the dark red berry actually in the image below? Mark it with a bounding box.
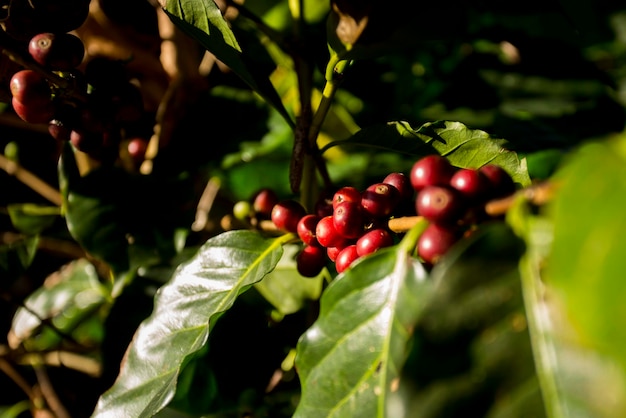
[479,164,516,198]
[297,245,327,278]
[332,186,362,209]
[356,228,394,256]
[28,32,85,70]
[10,69,53,109]
[416,185,464,224]
[335,245,360,273]
[410,155,456,192]
[333,201,365,239]
[271,200,306,233]
[449,168,490,202]
[11,97,55,124]
[127,137,148,161]
[253,188,280,218]
[383,172,413,201]
[316,215,348,248]
[297,214,321,246]
[361,183,398,218]
[417,223,460,266]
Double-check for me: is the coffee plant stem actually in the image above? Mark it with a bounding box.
[0,154,62,206]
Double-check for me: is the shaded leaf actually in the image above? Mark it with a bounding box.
[7,203,60,235]
[92,230,288,418]
[322,120,531,186]
[9,258,108,351]
[294,225,431,417]
[0,235,38,283]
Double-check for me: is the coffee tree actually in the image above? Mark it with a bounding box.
[1,0,626,417]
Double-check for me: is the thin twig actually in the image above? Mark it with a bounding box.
[32,359,71,418]
[0,154,63,206]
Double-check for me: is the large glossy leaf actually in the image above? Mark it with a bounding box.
[9,258,108,351]
[92,230,289,418]
[160,0,293,127]
[507,135,626,418]
[294,223,431,417]
[321,120,531,187]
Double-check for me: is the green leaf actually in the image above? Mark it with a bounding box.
[321,120,531,187]
[254,244,324,316]
[7,203,60,235]
[294,230,431,417]
[92,230,288,418]
[160,0,293,127]
[0,235,38,283]
[9,258,108,351]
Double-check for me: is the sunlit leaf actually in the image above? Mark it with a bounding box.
[321,120,531,187]
[294,226,431,417]
[92,230,289,418]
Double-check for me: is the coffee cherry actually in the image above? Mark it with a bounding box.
[361,183,398,218]
[383,172,413,202]
[333,201,365,239]
[449,168,490,203]
[410,155,456,192]
[127,137,148,162]
[332,186,362,209]
[10,69,53,109]
[326,245,343,262]
[271,200,306,233]
[252,188,280,218]
[233,200,252,221]
[316,215,348,248]
[479,164,516,198]
[11,97,55,124]
[356,228,394,256]
[297,245,327,277]
[48,120,72,141]
[28,32,85,70]
[417,223,460,266]
[335,245,360,273]
[297,214,321,247]
[415,185,464,224]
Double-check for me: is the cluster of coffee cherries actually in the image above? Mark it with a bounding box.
[241,155,516,278]
[3,5,150,166]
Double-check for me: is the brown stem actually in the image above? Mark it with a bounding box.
[32,360,70,418]
[0,154,62,206]
[0,356,35,400]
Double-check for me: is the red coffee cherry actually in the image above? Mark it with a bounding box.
[333,201,365,239]
[479,164,516,198]
[316,215,348,248]
[361,183,398,218]
[410,155,456,192]
[449,168,490,203]
[417,223,460,266]
[28,32,85,70]
[332,186,362,209]
[297,214,321,247]
[335,245,360,273]
[11,97,55,124]
[415,185,465,224]
[10,69,53,109]
[356,228,394,256]
[127,137,148,162]
[297,245,327,278]
[271,200,306,233]
[383,172,413,202]
[252,188,280,218]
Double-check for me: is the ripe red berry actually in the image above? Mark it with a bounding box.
[415,185,464,224]
[297,214,321,246]
[333,201,365,239]
[253,188,280,218]
[297,245,327,278]
[356,228,394,256]
[10,69,53,109]
[410,155,456,192]
[383,172,413,202]
[479,164,516,198]
[271,200,306,233]
[28,32,85,70]
[316,215,348,248]
[335,244,360,273]
[332,186,362,209]
[11,97,55,124]
[127,137,148,161]
[449,168,490,202]
[361,183,398,218]
[417,223,460,266]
